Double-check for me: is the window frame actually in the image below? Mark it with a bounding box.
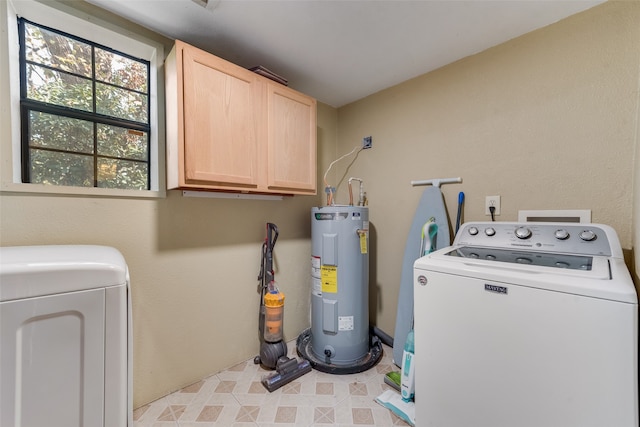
[1,0,165,198]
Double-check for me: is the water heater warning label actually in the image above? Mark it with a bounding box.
[359,232,367,254]
[312,277,322,297]
[311,256,321,278]
[321,265,337,293]
[312,256,322,296]
[339,316,354,331]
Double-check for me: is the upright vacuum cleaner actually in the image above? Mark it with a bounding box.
[254,223,311,392]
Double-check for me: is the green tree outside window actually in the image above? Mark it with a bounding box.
[20,19,151,190]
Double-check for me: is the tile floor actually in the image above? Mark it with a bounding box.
[133,341,410,427]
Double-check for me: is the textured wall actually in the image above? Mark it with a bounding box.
[0,1,336,408]
[2,0,639,410]
[334,1,640,336]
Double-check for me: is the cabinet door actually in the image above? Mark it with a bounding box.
[266,83,317,193]
[181,43,259,188]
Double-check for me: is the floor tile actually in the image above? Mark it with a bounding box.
[196,405,224,422]
[134,342,411,427]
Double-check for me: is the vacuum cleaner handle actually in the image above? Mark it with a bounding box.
[258,223,279,282]
[267,223,278,252]
[264,222,278,288]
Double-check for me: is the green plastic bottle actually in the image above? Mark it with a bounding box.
[401,329,415,402]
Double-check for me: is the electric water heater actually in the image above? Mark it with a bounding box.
[309,205,370,365]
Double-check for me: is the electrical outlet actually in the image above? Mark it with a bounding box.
[362,136,372,149]
[485,196,501,216]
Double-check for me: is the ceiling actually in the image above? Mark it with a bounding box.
[85,0,605,108]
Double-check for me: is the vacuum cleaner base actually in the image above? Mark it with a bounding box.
[296,328,383,375]
[261,356,312,392]
[254,340,288,370]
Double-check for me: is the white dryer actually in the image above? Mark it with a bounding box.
[0,245,131,427]
[413,222,638,427]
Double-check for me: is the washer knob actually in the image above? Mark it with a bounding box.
[554,229,570,240]
[485,227,496,236]
[468,227,479,236]
[579,230,597,241]
[514,227,532,239]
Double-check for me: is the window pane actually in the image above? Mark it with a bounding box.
[19,18,152,191]
[97,124,147,160]
[30,111,93,153]
[97,158,148,190]
[30,149,93,187]
[96,82,148,123]
[27,63,92,111]
[24,23,92,77]
[95,48,148,92]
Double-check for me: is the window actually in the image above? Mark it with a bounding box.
[20,19,151,190]
[1,0,164,197]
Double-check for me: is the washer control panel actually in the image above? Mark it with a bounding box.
[454,222,612,256]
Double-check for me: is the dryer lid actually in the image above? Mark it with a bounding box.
[0,245,127,302]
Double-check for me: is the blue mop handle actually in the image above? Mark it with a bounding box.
[455,192,465,234]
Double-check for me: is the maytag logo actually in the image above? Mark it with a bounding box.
[485,284,508,295]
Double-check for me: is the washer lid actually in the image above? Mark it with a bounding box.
[0,245,127,302]
[416,248,637,304]
[448,246,596,271]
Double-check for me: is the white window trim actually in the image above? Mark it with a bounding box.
[0,0,166,198]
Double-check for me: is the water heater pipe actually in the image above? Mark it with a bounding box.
[348,177,365,206]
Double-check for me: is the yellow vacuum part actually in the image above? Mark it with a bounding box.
[264,291,285,307]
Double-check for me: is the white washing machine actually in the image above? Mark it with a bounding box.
[0,245,132,427]
[413,222,638,427]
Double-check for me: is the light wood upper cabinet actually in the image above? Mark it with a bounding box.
[166,40,317,195]
[267,82,317,192]
[181,44,259,187]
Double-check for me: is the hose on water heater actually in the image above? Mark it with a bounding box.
[322,145,364,206]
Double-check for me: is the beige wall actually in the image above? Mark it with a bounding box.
[634,1,640,285]
[0,107,337,409]
[333,1,640,335]
[0,1,337,408]
[0,193,314,406]
[636,97,640,283]
[2,0,639,410]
